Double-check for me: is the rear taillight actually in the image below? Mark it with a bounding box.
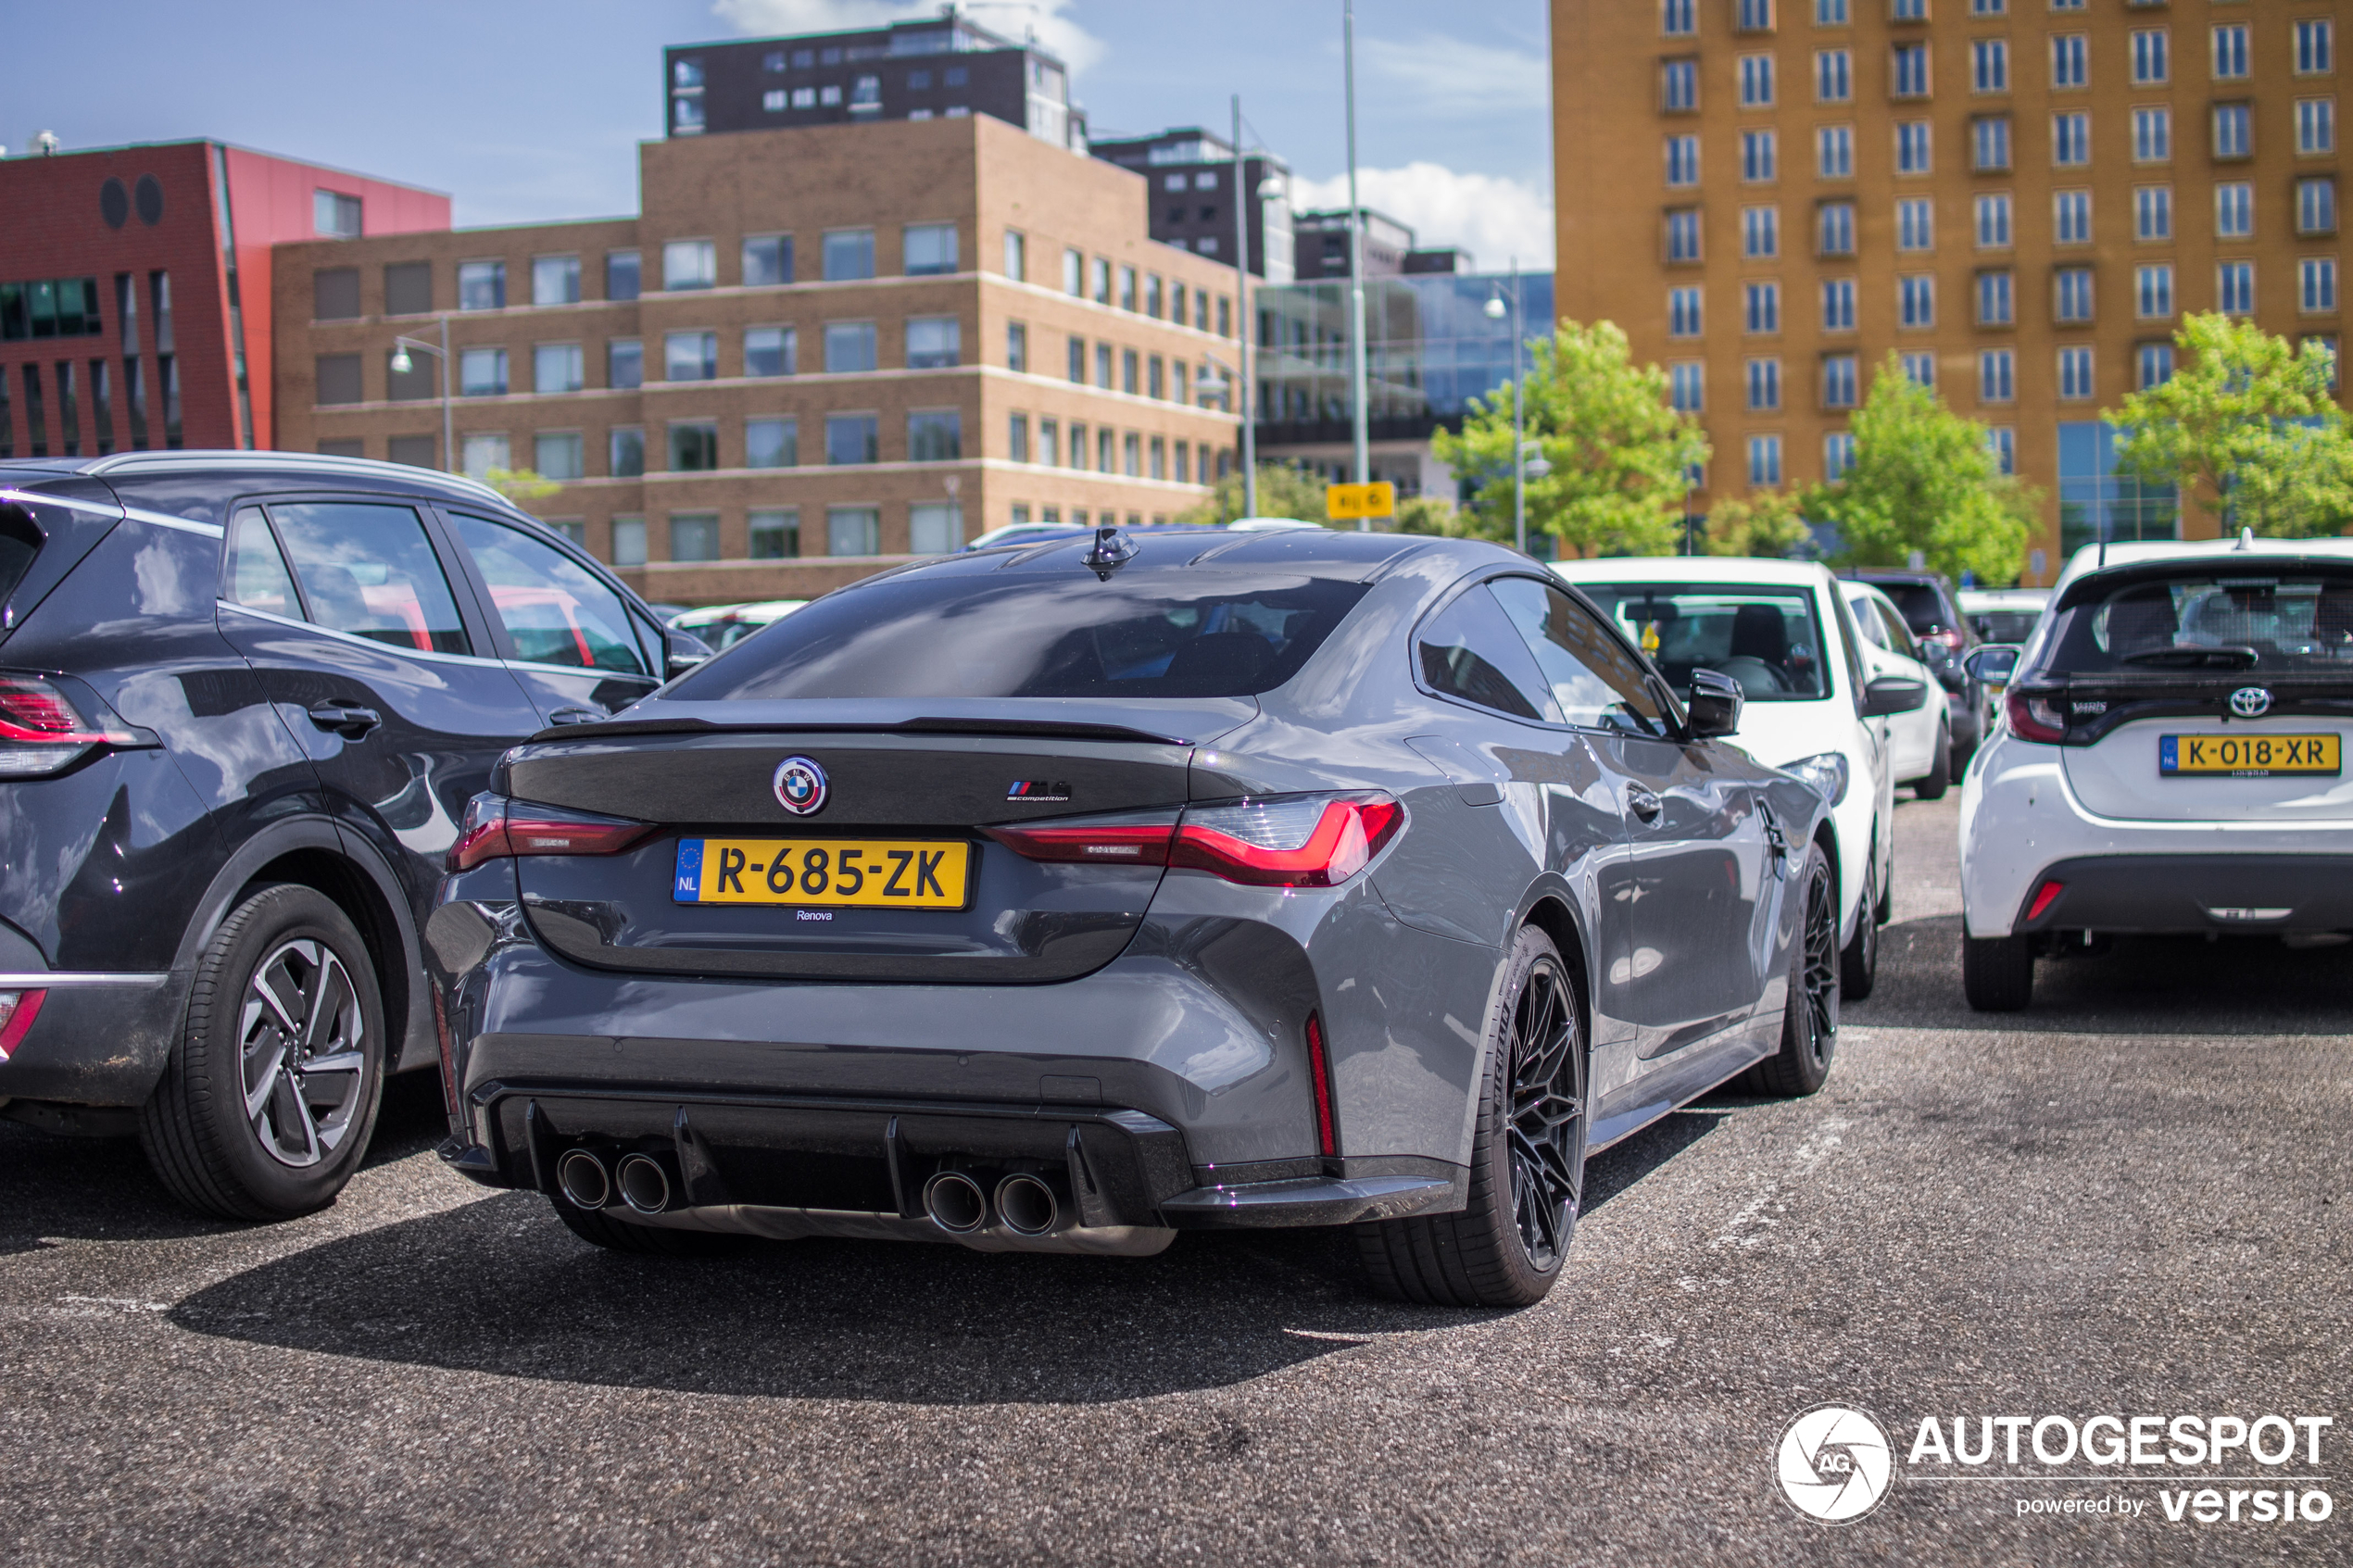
[0,988,46,1061]
[1304,1012,1338,1157]
[2005,687,2068,745]
[0,673,134,778]
[447,794,655,872]
[1924,628,1967,652]
[985,792,1404,890]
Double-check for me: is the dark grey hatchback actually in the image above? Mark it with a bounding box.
[432,529,1842,1307]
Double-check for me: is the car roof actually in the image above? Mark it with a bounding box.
[1552,556,1836,588]
[2052,533,2353,605]
[1957,587,2050,608]
[14,449,514,511]
[862,526,1466,585]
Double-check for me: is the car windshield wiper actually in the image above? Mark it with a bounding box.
[2120,645,2259,670]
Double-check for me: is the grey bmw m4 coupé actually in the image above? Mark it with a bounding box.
[428,529,1840,1307]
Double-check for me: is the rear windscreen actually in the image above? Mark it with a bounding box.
[670,571,1372,700]
[2043,570,2353,674]
[1880,583,1948,633]
[1578,583,1831,700]
[1971,608,2044,644]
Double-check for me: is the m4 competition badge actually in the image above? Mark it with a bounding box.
[1006,780,1072,802]
[774,756,828,816]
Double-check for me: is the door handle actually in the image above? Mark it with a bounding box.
[1626,785,1663,822]
[305,701,381,738]
[547,707,603,726]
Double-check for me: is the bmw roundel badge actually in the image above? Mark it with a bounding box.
[773,756,828,816]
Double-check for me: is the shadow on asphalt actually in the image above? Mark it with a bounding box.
[1851,913,2353,1035]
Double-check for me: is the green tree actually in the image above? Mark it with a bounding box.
[1433,320,1708,558]
[2108,312,2353,539]
[484,467,561,506]
[1806,355,2033,583]
[1174,462,1331,526]
[1392,495,1468,536]
[1703,488,1813,558]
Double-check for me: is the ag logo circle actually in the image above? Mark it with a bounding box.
[2231,686,2273,719]
[1776,1404,1893,1524]
[773,756,828,816]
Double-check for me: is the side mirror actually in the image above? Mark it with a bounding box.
[1962,644,2022,685]
[1859,674,1930,719]
[664,628,714,683]
[1686,668,1743,739]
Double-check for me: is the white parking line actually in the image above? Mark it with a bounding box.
[1710,1118,1851,1251]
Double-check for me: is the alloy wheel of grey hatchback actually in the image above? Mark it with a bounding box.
[1798,860,1839,1068]
[239,939,370,1168]
[1507,955,1587,1272]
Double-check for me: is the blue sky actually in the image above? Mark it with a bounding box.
[3,0,1554,268]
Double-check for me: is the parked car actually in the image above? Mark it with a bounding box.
[1843,580,1952,799]
[0,452,703,1220]
[1558,558,1928,998]
[963,518,1322,553]
[671,598,810,651]
[1959,587,2052,649]
[1854,569,1992,774]
[1957,534,2353,1010]
[430,530,1838,1309]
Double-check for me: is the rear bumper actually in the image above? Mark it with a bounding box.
[2010,854,2353,936]
[0,972,186,1107]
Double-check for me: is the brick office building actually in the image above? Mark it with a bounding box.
[273,114,1243,604]
[1554,0,2353,579]
[0,141,446,459]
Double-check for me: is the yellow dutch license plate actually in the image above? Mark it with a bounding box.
[673,837,973,909]
[2159,734,2342,777]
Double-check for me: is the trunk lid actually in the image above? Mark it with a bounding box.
[2051,677,2353,822]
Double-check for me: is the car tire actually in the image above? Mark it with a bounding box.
[548,1195,745,1257]
[138,885,386,1222]
[1355,924,1587,1310]
[1841,852,1880,1000]
[1962,932,2034,1012]
[1912,719,1952,800]
[1744,844,1839,1098]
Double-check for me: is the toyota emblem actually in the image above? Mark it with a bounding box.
[773,756,828,815]
[2230,686,2273,719]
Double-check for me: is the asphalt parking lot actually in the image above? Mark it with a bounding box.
[4,792,2350,1566]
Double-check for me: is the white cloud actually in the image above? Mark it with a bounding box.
[1357,34,1549,119]
[710,0,1106,74]
[1288,162,1554,272]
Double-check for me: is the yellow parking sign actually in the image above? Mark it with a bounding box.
[1325,482,1396,521]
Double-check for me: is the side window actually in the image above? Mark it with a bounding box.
[1828,587,1871,702]
[1848,596,1889,649]
[222,508,298,618]
[1416,583,1557,722]
[1875,599,1917,657]
[1490,577,1667,735]
[446,512,649,676]
[269,502,470,655]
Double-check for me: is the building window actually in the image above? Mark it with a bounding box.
[2053,112,2090,166]
[2218,182,2254,238]
[1006,321,1027,372]
[1823,353,1858,408]
[1670,361,1705,411]
[1896,121,1931,174]
[1900,274,1936,327]
[907,316,961,369]
[2058,346,2095,400]
[1063,247,1084,295]
[1664,0,1695,35]
[826,507,881,558]
[1901,352,1935,388]
[1091,257,1112,305]
[1898,198,1933,251]
[749,509,799,559]
[1817,0,1847,22]
[1002,229,1026,282]
[1738,0,1774,29]
[2214,103,2253,160]
[747,417,798,469]
[824,321,877,373]
[1066,335,1086,383]
[314,189,362,238]
[669,513,719,562]
[2306,335,2343,390]
[2133,107,2171,163]
[1740,53,1777,107]
[2135,185,2172,242]
[2051,34,2087,89]
[2213,23,2249,80]
[1745,281,1781,332]
[1119,267,1139,312]
[2219,260,2256,314]
[743,234,793,286]
[662,240,716,291]
[1973,116,2011,170]
[664,331,718,382]
[1670,286,1705,336]
[2302,257,2339,313]
[1096,343,1114,387]
[1825,432,1856,481]
[1817,48,1851,101]
[1977,270,2014,325]
[1746,358,1782,411]
[910,502,963,556]
[2055,189,2092,245]
[2056,268,2095,322]
[824,413,879,465]
[1742,130,1778,182]
[2299,98,2337,155]
[1818,125,1855,178]
[904,223,959,276]
[2302,178,2339,236]
[457,260,505,311]
[1819,201,1856,255]
[532,256,580,307]
[2297,19,2334,76]
[2131,29,2168,85]
[534,342,584,394]
[824,229,877,282]
[849,74,881,111]
[605,251,640,302]
[668,421,718,472]
[744,326,795,377]
[608,338,643,390]
[1667,208,1704,262]
[1038,417,1060,466]
[1979,347,2015,402]
[2136,263,2174,319]
[610,516,646,567]
[459,346,508,396]
[1008,412,1030,463]
[1972,0,2004,13]
[1893,43,1931,97]
[1743,206,1780,258]
[1823,277,1857,330]
[1747,435,1783,486]
[2137,342,2174,389]
[609,427,644,478]
[1972,39,2007,94]
[1976,193,2013,248]
[1666,135,1701,185]
[459,433,510,478]
[908,409,962,462]
[1986,427,2014,476]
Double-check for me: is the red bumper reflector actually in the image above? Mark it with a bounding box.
[2026,880,2065,922]
[0,988,47,1062]
[1304,1013,1338,1158]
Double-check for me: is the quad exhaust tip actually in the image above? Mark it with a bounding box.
[556,1148,610,1210]
[995,1172,1061,1236]
[615,1152,673,1215]
[924,1170,988,1234]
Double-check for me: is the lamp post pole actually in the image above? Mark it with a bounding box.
[389,314,453,472]
[1230,95,1257,521]
[1510,259,1525,556]
[1343,0,1371,524]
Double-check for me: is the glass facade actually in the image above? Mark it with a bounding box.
[2057,420,2178,560]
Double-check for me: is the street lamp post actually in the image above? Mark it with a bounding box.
[1343,0,1371,523]
[387,315,453,474]
[1483,261,1546,557]
[1229,95,1258,521]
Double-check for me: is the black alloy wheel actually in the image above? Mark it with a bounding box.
[1357,924,1588,1309]
[1746,846,1839,1097]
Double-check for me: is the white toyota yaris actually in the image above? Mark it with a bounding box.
[1957,534,2353,1010]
